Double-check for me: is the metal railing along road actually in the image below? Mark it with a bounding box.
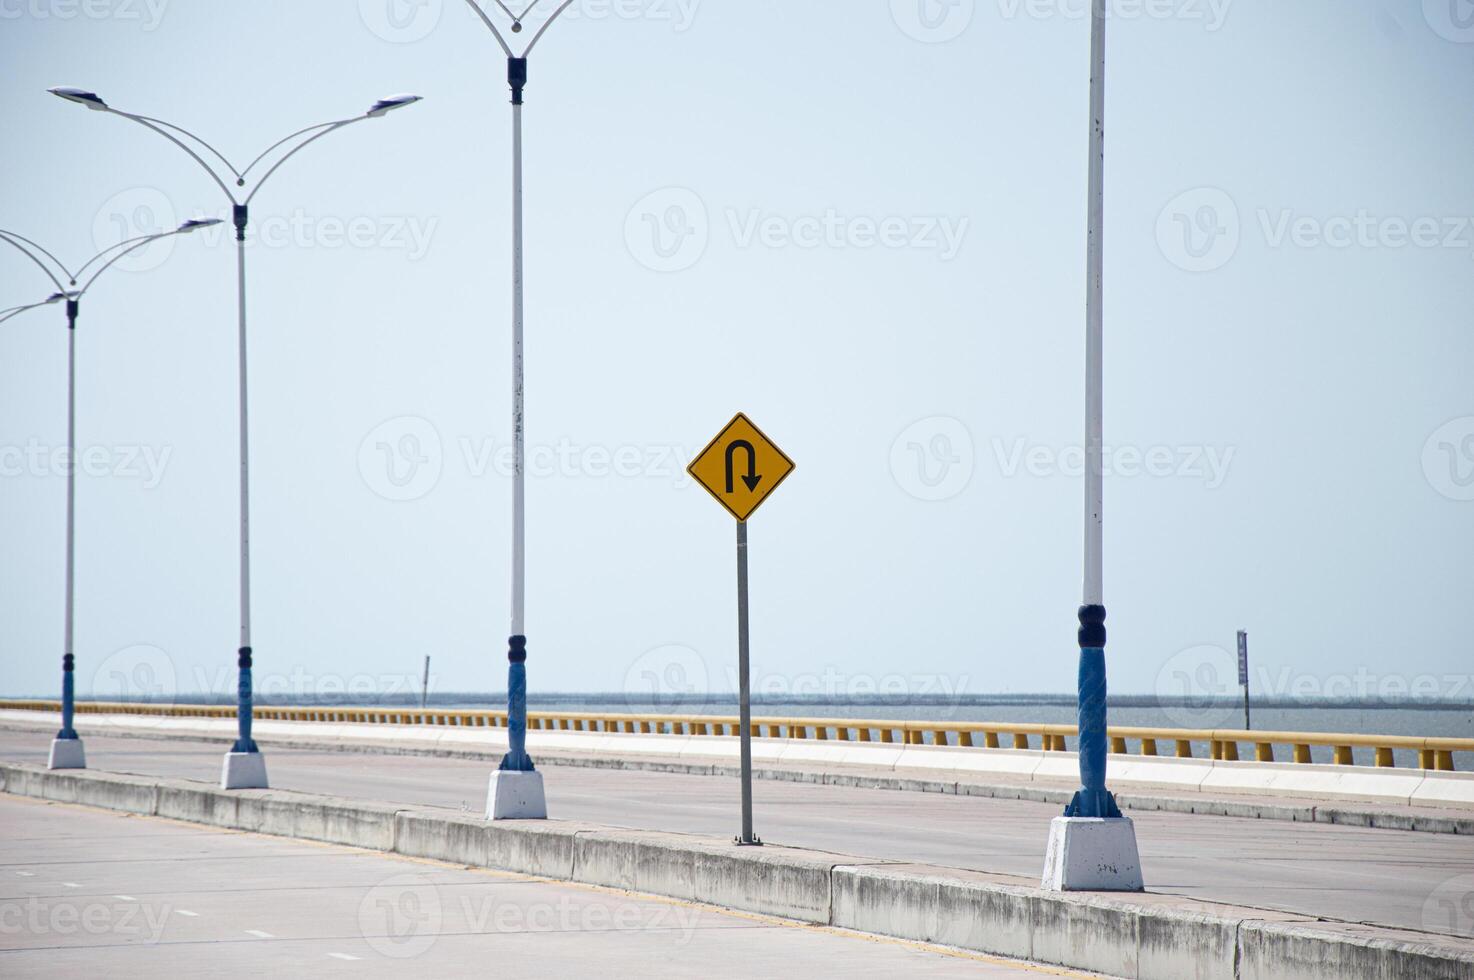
[1,699,1466,771]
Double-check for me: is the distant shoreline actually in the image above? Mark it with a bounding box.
[7,692,1473,712]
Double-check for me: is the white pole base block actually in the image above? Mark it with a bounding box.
[486,769,547,820]
[221,751,269,790]
[47,738,86,770]
[1041,815,1144,892]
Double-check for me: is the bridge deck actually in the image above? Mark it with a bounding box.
[1,729,1468,937]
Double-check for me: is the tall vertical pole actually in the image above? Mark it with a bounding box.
[59,299,80,742]
[501,56,534,774]
[735,520,756,845]
[232,204,257,754]
[421,655,431,710]
[1238,630,1251,730]
[1067,0,1119,821]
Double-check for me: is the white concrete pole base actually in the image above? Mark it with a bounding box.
[221,751,269,790]
[486,770,547,820]
[1041,816,1144,892]
[47,738,86,770]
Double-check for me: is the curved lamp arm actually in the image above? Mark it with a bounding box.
[462,0,576,57]
[74,219,222,297]
[49,89,421,211]
[243,117,360,206]
[523,0,575,56]
[130,113,246,184]
[101,108,241,204]
[0,294,65,325]
[238,120,343,184]
[464,0,515,56]
[71,230,185,285]
[0,230,71,291]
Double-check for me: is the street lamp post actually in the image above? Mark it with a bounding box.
[454,0,576,821]
[0,219,220,771]
[50,87,422,789]
[1039,0,1144,892]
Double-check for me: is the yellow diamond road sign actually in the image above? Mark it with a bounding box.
[687,413,795,522]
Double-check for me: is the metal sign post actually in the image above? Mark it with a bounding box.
[1237,630,1251,730]
[735,520,754,844]
[688,412,795,846]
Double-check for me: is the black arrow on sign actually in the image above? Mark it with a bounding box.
[725,440,762,493]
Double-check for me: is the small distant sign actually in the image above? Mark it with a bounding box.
[1236,631,1249,687]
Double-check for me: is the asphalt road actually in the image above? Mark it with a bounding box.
[2,729,1470,937]
[0,794,1104,978]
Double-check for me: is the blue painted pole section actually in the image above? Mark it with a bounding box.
[233,647,257,752]
[57,654,77,740]
[1067,604,1120,818]
[500,636,534,772]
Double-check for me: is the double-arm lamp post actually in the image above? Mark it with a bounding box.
[0,220,220,771]
[50,87,422,789]
[451,0,576,821]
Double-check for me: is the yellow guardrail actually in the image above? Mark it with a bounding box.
[1,699,1466,771]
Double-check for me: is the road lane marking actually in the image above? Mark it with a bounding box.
[15,871,35,876]
[63,882,81,888]
[245,929,274,938]
[327,952,360,961]
[178,910,199,917]
[114,894,136,901]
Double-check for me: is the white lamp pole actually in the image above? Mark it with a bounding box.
[1040,0,1145,893]
[0,220,219,772]
[455,0,576,820]
[50,87,422,789]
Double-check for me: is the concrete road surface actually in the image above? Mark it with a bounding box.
[1,729,1470,937]
[0,794,1108,979]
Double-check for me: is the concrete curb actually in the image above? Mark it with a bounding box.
[4,712,1469,835]
[2,763,1471,980]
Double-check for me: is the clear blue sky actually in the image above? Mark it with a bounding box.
[2,1,1472,705]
